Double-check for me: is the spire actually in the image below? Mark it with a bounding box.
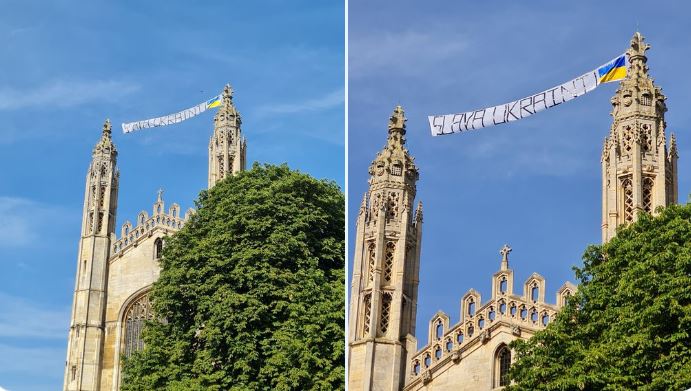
[368,105,418,186]
[669,133,678,157]
[214,83,241,128]
[627,32,650,78]
[93,119,117,158]
[414,200,423,223]
[500,244,511,271]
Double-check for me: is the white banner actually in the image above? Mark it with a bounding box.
[428,54,627,136]
[122,94,222,134]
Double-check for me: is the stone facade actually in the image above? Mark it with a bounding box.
[348,32,681,390]
[63,85,246,391]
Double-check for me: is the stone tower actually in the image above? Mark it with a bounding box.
[64,120,119,390]
[601,32,678,242]
[348,106,423,391]
[208,84,247,188]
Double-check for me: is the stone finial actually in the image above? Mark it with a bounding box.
[93,118,117,157]
[157,188,164,202]
[223,84,234,101]
[102,119,112,137]
[500,244,512,270]
[669,133,678,157]
[415,200,423,222]
[628,31,650,59]
[388,105,406,134]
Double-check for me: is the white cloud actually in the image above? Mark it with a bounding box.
[349,30,468,78]
[0,292,70,339]
[0,386,10,391]
[0,80,140,110]
[0,197,75,248]
[254,89,344,117]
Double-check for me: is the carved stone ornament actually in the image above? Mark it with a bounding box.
[451,350,461,363]
[511,325,521,336]
[422,370,432,384]
[480,330,491,343]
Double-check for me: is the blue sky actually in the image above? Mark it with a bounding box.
[0,1,343,389]
[348,0,691,351]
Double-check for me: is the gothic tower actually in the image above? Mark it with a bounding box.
[64,120,119,390]
[348,106,423,391]
[208,84,247,188]
[601,32,678,242]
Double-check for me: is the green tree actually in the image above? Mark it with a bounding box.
[507,203,691,391]
[121,164,344,391]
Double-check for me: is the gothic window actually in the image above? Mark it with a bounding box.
[385,192,400,221]
[641,93,652,106]
[218,156,225,177]
[510,302,517,317]
[499,276,507,294]
[139,214,146,225]
[456,331,464,344]
[531,284,539,302]
[496,345,511,387]
[123,293,153,358]
[445,338,453,352]
[642,176,654,213]
[370,192,382,221]
[499,301,506,315]
[362,293,372,336]
[413,360,421,375]
[530,308,538,323]
[520,306,527,320]
[71,365,76,381]
[379,292,392,335]
[99,186,106,209]
[367,242,376,284]
[97,212,104,232]
[478,316,485,329]
[622,176,634,223]
[383,241,395,284]
[154,238,163,260]
[467,324,474,337]
[424,353,431,368]
[434,345,442,360]
[641,124,652,153]
[488,307,496,321]
[391,161,403,176]
[622,126,633,153]
[541,312,550,326]
[435,320,443,340]
[467,298,476,317]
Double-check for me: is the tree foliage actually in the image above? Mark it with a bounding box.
[121,164,345,391]
[507,203,691,391]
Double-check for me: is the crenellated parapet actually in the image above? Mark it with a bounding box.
[406,245,576,385]
[110,190,194,257]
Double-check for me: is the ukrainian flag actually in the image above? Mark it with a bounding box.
[206,95,222,109]
[597,54,627,84]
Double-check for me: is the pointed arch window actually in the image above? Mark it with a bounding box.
[123,293,153,357]
[622,176,634,223]
[154,238,163,260]
[642,176,654,213]
[383,241,395,284]
[495,345,511,387]
[367,242,376,284]
[379,292,392,335]
[362,293,372,337]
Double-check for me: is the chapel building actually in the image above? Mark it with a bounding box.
[348,32,679,391]
[62,85,247,391]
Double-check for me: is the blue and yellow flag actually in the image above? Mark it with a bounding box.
[597,54,627,84]
[206,95,222,109]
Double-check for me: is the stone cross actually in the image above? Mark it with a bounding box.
[500,244,512,270]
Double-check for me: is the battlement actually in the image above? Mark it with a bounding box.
[111,191,194,256]
[407,246,575,381]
